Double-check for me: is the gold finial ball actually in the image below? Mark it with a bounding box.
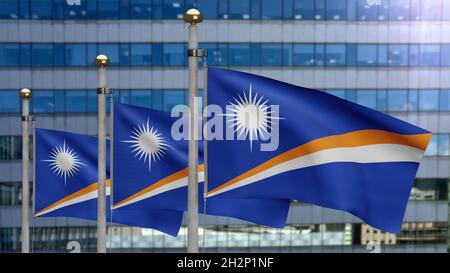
[94,54,110,67]
[183,8,203,24]
[19,88,32,99]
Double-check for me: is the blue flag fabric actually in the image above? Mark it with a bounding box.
[35,128,183,236]
[112,102,290,228]
[206,67,431,233]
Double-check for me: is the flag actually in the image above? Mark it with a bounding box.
[206,67,431,233]
[112,102,290,228]
[34,128,183,236]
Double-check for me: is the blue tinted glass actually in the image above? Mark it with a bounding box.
[438,134,449,156]
[152,43,163,65]
[261,44,282,66]
[152,90,164,110]
[378,45,388,66]
[87,91,97,113]
[357,90,376,109]
[20,44,31,66]
[87,44,98,66]
[31,0,52,19]
[388,90,408,111]
[119,44,130,65]
[217,44,228,66]
[66,90,86,112]
[357,45,377,66]
[199,43,217,66]
[131,44,152,65]
[98,44,119,65]
[389,0,410,21]
[408,90,418,111]
[325,44,346,66]
[98,0,119,19]
[163,44,184,66]
[163,0,184,19]
[347,0,357,20]
[197,0,217,19]
[32,44,53,66]
[315,0,325,20]
[65,44,86,66]
[130,90,152,108]
[19,0,30,19]
[0,0,19,19]
[357,0,377,20]
[164,90,185,111]
[410,0,420,20]
[444,1,450,20]
[0,44,20,66]
[409,44,419,66]
[261,0,282,19]
[283,0,293,19]
[119,90,130,103]
[152,0,163,19]
[439,90,450,111]
[120,0,130,19]
[283,44,293,66]
[346,90,357,102]
[388,45,408,66]
[0,91,20,112]
[425,135,438,156]
[65,0,87,19]
[377,90,387,111]
[326,90,346,99]
[33,90,54,113]
[218,0,227,19]
[86,0,97,19]
[421,0,442,20]
[419,90,439,111]
[229,0,250,19]
[293,44,313,66]
[378,0,389,21]
[326,0,346,20]
[250,0,261,19]
[346,44,356,66]
[229,44,250,66]
[315,44,325,66]
[54,44,65,66]
[420,45,440,66]
[54,91,65,112]
[294,0,314,20]
[130,0,152,19]
[441,45,450,66]
[250,44,261,66]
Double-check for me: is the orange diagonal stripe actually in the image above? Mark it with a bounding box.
[34,179,111,217]
[113,164,205,208]
[208,129,431,196]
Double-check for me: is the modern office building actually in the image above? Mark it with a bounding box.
[0,0,448,252]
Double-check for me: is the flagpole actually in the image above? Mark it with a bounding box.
[31,118,36,253]
[95,55,111,253]
[184,8,203,253]
[109,91,114,253]
[19,88,32,253]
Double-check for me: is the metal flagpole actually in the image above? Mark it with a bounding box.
[202,58,208,253]
[183,8,203,253]
[94,54,111,253]
[19,88,32,253]
[31,117,36,253]
[109,91,114,253]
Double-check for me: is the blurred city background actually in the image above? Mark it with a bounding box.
[0,0,449,252]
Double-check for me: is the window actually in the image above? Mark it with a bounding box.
[0,44,20,66]
[388,90,408,111]
[250,44,261,66]
[347,0,357,20]
[229,44,250,66]
[54,44,65,66]
[164,90,185,111]
[425,135,438,156]
[377,90,387,111]
[251,0,261,19]
[65,44,86,66]
[31,44,53,66]
[131,44,152,66]
[163,0,184,19]
[388,45,408,66]
[283,44,293,66]
[283,0,293,19]
[163,44,185,66]
[98,0,120,19]
[420,0,442,21]
[261,44,282,66]
[326,90,346,99]
[0,0,18,19]
[357,45,377,66]
[0,136,21,160]
[199,43,218,66]
[389,0,410,21]
[439,90,450,111]
[419,90,439,111]
[87,91,97,113]
[326,0,346,20]
[130,0,152,19]
[325,44,346,66]
[33,90,54,113]
[294,0,313,20]
[378,0,389,21]
[54,91,65,112]
[98,44,119,65]
[346,44,356,66]
[357,90,377,109]
[229,0,250,19]
[315,0,325,20]
[0,91,20,113]
[438,134,449,156]
[441,45,450,66]
[377,45,388,66]
[315,44,325,66]
[19,0,30,19]
[152,0,163,19]
[409,44,420,66]
[420,45,440,66]
[66,91,86,112]
[197,0,217,19]
[151,90,164,110]
[119,44,130,66]
[65,0,87,19]
[130,90,152,108]
[120,0,130,19]
[408,90,418,111]
[357,0,377,20]
[30,0,52,19]
[261,0,282,19]
[293,44,314,66]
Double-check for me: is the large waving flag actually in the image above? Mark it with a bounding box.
[206,67,431,233]
[112,103,290,228]
[35,128,183,236]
